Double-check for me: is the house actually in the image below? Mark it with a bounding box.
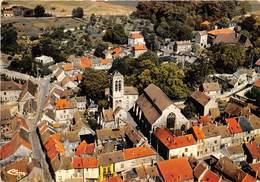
[208,28,235,45]
[79,57,93,70]
[117,145,156,173]
[0,131,32,166]
[55,156,99,182]
[174,40,192,53]
[2,6,14,17]
[201,82,221,97]
[195,31,208,47]
[128,31,145,47]
[224,144,247,165]
[55,99,77,124]
[215,157,254,181]
[225,118,244,145]
[0,81,22,102]
[61,77,78,89]
[133,44,147,58]
[75,140,95,157]
[255,59,260,73]
[75,96,86,111]
[132,83,190,140]
[190,91,218,116]
[200,124,222,157]
[98,151,124,181]
[34,55,54,66]
[18,80,38,114]
[246,114,260,137]
[1,157,33,181]
[237,116,254,142]
[198,169,222,182]
[54,68,66,82]
[250,162,260,179]
[244,142,260,163]
[153,128,197,159]
[157,158,193,182]
[107,71,139,112]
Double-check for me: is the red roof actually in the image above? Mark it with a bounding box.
[80,57,92,68]
[72,157,98,169]
[192,126,205,140]
[245,142,260,159]
[75,141,95,156]
[242,174,257,182]
[201,169,220,182]
[0,132,31,160]
[44,134,64,160]
[134,44,147,51]
[254,79,260,88]
[255,59,260,66]
[16,117,29,130]
[123,145,155,160]
[250,162,260,178]
[225,118,242,134]
[157,158,193,182]
[154,128,196,149]
[130,32,144,39]
[198,115,211,124]
[105,176,123,182]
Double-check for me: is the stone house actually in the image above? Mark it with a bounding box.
[0,81,22,102]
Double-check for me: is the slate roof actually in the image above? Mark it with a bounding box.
[136,84,173,125]
[191,91,211,106]
[237,116,253,132]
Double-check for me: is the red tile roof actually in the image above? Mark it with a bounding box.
[242,174,257,182]
[72,157,98,169]
[105,176,123,182]
[250,162,260,179]
[198,115,211,124]
[192,126,205,140]
[130,32,144,39]
[44,134,64,160]
[157,158,193,182]
[245,142,260,159]
[63,64,74,71]
[201,169,220,182]
[255,59,260,66]
[154,128,196,149]
[75,140,95,156]
[225,118,242,134]
[0,132,31,160]
[254,79,260,88]
[123,145,156,160]
[134,44,147,51]
[208,28,234,36]
[80,57,92,68]
[16,117,29,130]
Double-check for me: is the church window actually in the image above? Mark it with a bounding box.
[115,81,118,91]
[167,112,176,130]
[118,80,122,91]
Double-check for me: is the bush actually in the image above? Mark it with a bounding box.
[72,7,84,18]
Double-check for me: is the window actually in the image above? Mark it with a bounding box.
[214,140,217,144]
[118,80,122,91]
[185,148,188,152]
[3,92,6,95]
[121,163,124,169]
[115,81,118,91]
[166,112,176,130]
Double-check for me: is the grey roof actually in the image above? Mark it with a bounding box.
[237,116,253,132]
[136,84,173,125]
[113,70,122,77]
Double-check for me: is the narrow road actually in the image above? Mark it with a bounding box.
[27,77,53,182]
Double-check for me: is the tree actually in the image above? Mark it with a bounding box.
[72,7,84,18]
[210,44,246,74]
[137,63,189,99]
[94,43,108,58]
[34,5,45,17]
[103,24,127,44]
[245,87,260,106]
[90,13,97,26]
[1,23,18,54]
[80,69,109,102]
[31,45,41,58]
[23,8,34,17]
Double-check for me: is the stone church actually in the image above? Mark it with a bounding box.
[131,84,190,141]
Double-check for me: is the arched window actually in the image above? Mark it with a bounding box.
[167,112,176,130]
[115,81,118,91]
[118,80,122,91]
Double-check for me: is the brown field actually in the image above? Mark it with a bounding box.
[3,1,135,16]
